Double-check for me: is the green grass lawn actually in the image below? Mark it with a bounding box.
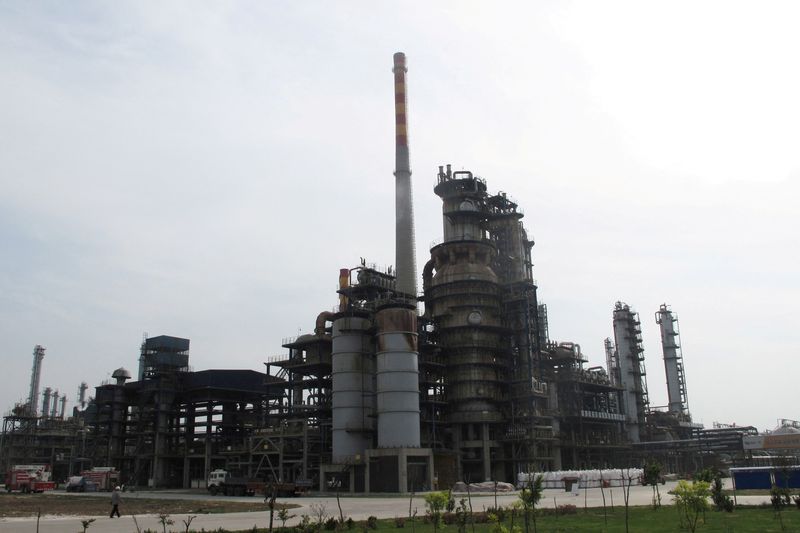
[236,506,800,533]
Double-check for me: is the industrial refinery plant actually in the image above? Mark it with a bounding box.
[1,53,785,492]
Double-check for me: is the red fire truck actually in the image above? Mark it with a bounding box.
[4,465,57,493]
[80,467,120,491]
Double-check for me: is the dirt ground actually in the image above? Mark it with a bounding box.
[0,493,296,518]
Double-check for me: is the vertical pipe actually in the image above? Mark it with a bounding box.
[393,52,418,299]
[338,268,350,312]
[59,394,67,419]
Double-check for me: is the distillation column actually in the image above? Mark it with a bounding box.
[612,302,649,443]
[50,389,59,418]
[655,304,689,416]
[42,387,52,419]
[28,345,45,416]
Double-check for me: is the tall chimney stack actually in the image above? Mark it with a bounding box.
[392,52,417,300]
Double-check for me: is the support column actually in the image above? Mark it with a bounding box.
[204,404,212,482]
[183,456,191,489]
[482,423,491,481]
[427,452,434,492]
[398,449,408,494]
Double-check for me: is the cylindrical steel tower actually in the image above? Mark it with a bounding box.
[392,52,417,299]
[59,394,67,419]
[50,389,59,418]
[375,305,420,448]
[655,304,689,415]
[612,302,649,443]
[28,345,45,416]
[426,167,506,480]
[42,387,52,418]
[331,315,375,462]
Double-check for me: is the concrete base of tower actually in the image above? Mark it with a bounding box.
[365,447,434,494]
[320,462,367,493]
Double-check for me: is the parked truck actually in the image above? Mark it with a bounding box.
[81,467,120,491]
[4,465,56,493]
[206,469,309,497]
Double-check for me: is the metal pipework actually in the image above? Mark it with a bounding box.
[392,52,418,299]
[59,394,67,419]
[375,306,420,448]
[338,268,350,311]
[28,345,45,416]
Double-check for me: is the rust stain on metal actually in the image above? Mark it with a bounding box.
[376,308,418,351]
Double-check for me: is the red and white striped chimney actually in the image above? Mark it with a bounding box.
[392,52,417,300]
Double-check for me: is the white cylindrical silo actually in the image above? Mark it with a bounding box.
[331,315,375,463]
[375,306,420,448]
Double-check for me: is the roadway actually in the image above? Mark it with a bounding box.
[0,480,771,533]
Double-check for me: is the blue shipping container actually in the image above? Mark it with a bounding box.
[733,470,772,490]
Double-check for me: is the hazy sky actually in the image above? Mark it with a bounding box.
[1,1,797,432]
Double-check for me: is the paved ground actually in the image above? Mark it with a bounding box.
[0,480,771,533]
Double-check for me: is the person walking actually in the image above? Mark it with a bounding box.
[109,486,121,518]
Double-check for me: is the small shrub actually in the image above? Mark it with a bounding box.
[711,476,734,512]
[394,517,406,528]
[557,504,578,515]
[694,467,717,483]
[294,515,313,533]
[424,491,449,532]
[366,516,378,530]
[346,518,355,530]
[324,517,338,530]
[486,506,505,522]
[673,480,711,533]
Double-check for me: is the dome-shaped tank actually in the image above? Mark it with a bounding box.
[111,367,132,385]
